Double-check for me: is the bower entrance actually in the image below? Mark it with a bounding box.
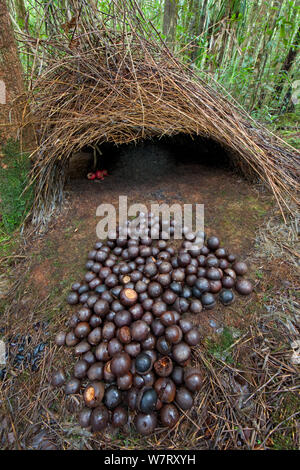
[63,134,271,260]
[66,134,232,189]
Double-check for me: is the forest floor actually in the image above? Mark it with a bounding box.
[0,140,299,450]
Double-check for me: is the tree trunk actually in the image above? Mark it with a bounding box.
[0,0,26,146]
[163,0,178,49]
[277,26,300,112]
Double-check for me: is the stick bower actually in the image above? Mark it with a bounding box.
[25,9,299,226]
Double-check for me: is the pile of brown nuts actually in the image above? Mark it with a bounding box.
[51,214,253,435]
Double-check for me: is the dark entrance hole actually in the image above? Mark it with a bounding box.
[66,134,233,190]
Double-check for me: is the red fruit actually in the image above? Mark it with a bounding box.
[95,170,103,179]
[87,172,96,180]
[102,169,108,176]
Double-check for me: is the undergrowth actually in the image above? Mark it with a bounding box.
[0,140,33,256]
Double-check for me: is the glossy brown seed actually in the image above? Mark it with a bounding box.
[165,325,183,344]
[50,369,66,387]
[219,258,229,270]
[117,326,132,344]
[227,253,236,263]
[142,311,153,325]
[175,387,194,410]
[147,282,163,298]
[89,315,102,328]
[209,280,223,293]
[184,328,200,346]
[160,311,176,326]
[172,342,191,364]
[55,332,66,347]
[206,236,220,250]
[75,322,91,339]
[138,388,158,413]
[103,385,122,410]
[154,377,176,403]
[151,318,165,336]
[131,320,150,342]
[222,276,235,289]
[178,318,193,334]
[108,338,123,356]
[87,327,102,346]
[67,292,79,305]
[93,299,110,316]
[83,350,96,365]
[171,366,184,385]
[103,361,115,383]
[78,307,92,322]
[232,261,248,276]
[142,298,154,312]
[160,404,180,428]
[117,371,133,391]
[135,412,157,436]
[74,359,89,379]
[74,340,91,356]
[143,371,155,388]
[114,310,132,327]
[157,273,172,287]
[173,297,190,314]
[235,278,253,295]
[154,356,173,377]
[201,292,216,309]
[83,381,105,407]
[141,333,156,350]
[135,280,147,294]
[87,362,104,381]
[129,303,144,320]
[90,405,109,432]
[162,289,177,305]
[120,288,138,307]
[69,313,80,329]
[178,252,191,267]
[102,322,116,341]
[184,367,203,392]
[151,300,167,317]
[111,300,123,313]
[79,408,92,428]
[189,299,203,314]
[224,268,237,279]
[111,352,131,377]
[144,262,158,278]
[124,341,141,357]
[133,374,145,389]
[172,269,185,282]
[95,341,110,361]
[65,377,81,395]
[156,336,172,355]
[206,267,222,280]
[215,248,227,258]
[111,407,128,427]
[135,352,152,375]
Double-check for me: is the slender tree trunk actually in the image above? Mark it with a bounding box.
[276,26,300,111]
[163,0,179,49]
[0,0,27,145]
[15,0,26,29]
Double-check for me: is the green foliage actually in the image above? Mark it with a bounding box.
[0,140,33,234]
[272,393,300,450]
[207,326,240,364]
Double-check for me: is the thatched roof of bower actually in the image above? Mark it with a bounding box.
[23,1,299,225]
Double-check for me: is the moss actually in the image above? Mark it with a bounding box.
[271,392,300,450]
[206,326,241,364]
